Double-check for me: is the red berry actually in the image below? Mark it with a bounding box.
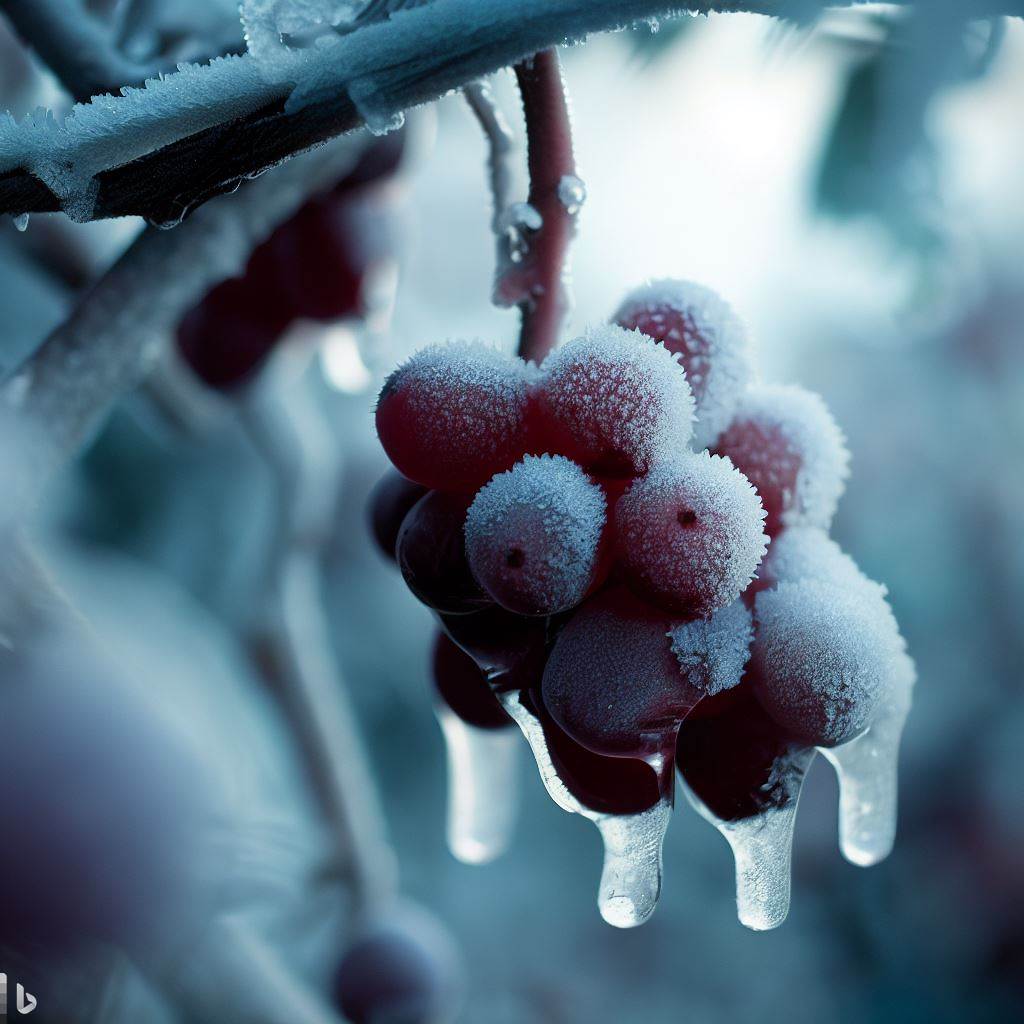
[751,579,902,747]
[542,588,699,759]
[432,633,512,730]
[534,324,694,477]
[714,385,849,537]
[613,279,753,450]
[676,686,813,822]
[518,688,663,816]
[376,342,533,491]
[614,452,767,617]
[438,606,556,690]
[367,470,428,562]
[396,491,491,614]
[334,906,464,1024]
[465,455,607,616]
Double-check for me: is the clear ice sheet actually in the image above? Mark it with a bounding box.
[820,655,915,867]
[498,693,671,929]
[680,746,817,932]
[435,706,520,866]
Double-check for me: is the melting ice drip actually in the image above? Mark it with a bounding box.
[435,664,912,931]
[434,705,520,866]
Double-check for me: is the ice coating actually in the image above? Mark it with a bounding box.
[613,278,753,450]
[752,579,904,747]
[465,455,606,616]
[614,452,768,616]
[542,588,699,758]
[681,759,814,931]
[715,385,850,536]
[376,340,532,491]
[668,599,753,697]
[822,650,915,866]
[499,692,671,928]
[436,706,520,865]
[535,324,695,477]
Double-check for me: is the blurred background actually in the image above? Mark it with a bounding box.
[1,3,1022,1022]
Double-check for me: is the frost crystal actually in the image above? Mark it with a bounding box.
[752,579,904,747]
[669,599,753,697]
[755,526,867,594]
[613,279,754,450]
[537,324,695,475]
[715,384,850,536]
[465,455,606,616]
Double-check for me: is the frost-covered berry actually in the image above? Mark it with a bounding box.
[375,341,533,491]
[669,599,753,698]
[751,580,903,747]
[676,687,813,821]
[396,491,491,614]
[613,279,753,450]
[521,689,662,815]
[432,632,512,730]
[534,324,695,477]
[542,588,700,758]
[368,470,428,562]
[334,905,464,1024]
[715,385,849,537]
[750,526,866,598]
[614,452,767,617]
[465,455,606,616]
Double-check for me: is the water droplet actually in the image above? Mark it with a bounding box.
[12,213,29,232]
[557,175,587,216]
[681,746,816,931]
[820,660,914,867]
[436,706,520,865]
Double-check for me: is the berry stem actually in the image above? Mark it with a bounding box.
[239,383,397,916]
[507,48,580,363]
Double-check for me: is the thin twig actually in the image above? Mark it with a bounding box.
[503,48,580,362]
[239,384,397,916]
[464,80,515,235]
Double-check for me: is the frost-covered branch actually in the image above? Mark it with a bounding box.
[2,136,367,505]
[0,0,159,101]
[2,0,1018,225]
[464,81,515,236]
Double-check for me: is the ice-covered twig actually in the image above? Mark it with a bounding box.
[0,0,161,101]
[464,80,515,236]
[239,385,397,914]
[497,50,580,362]
[1,136,366,507]
[2,1,1007,225]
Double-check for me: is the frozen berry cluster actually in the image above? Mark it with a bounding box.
[372,279,912,920]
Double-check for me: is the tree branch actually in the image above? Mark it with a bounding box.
[1,136,367,508]
[2,0,1016,225]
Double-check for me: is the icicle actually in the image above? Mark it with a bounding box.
[680,746,816,931]
[820,657,915,867]
[498,693,671,929]
[435,706,520,865]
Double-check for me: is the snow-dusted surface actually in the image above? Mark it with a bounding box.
[669,598,753,697]
[715,384,850,535]
[613,278,754,450]
[536,323,694,473]
[465,454,605,615]
[614,452,767,615]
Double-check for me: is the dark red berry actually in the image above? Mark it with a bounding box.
[368,470,428,562]
[432,633,512,730]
